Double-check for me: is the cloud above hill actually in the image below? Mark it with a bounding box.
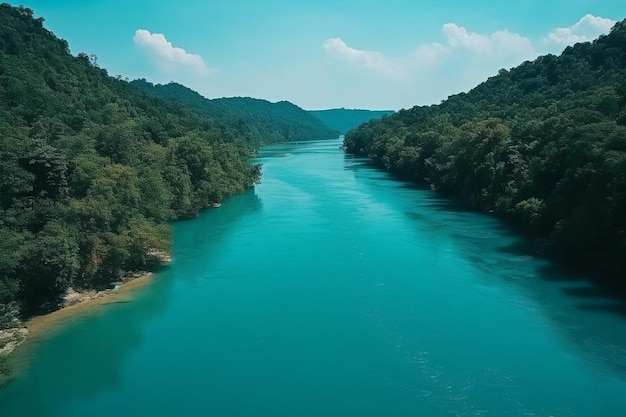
[324,22,538,78]
[320,15,616,108]
[133,29,215,76]
[323,38,397,76]
[545,14,616,45]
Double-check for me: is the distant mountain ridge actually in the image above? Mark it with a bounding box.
[131,81,339,145]
[1,2,339,345]
[309,108,395,134]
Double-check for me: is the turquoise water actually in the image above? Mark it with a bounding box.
[2,138,626,416]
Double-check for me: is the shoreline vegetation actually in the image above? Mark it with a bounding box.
[0,4,337,340]
[344,19,626,290]
[0,267,160,386]
[0,4,336,386]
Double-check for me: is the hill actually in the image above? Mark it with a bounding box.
[344,20,626,289]
[0,3,266,330]
[309,108,395,134]
[131,81,339,145]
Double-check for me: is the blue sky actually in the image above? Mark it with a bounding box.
[19,0,626,110]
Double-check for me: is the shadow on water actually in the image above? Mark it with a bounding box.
[496,238,548,258]
[257,139,341,159]
[342,153,370,169]
[577,302,626,317]
[449,213,626,380]
[344,153,626,383]
[171,188,262,282]
[0,189,263,417]
[451,194,626,374]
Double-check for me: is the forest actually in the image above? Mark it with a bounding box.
[0,3,334,329]
[131,80,338,147]
[345,19,626,290]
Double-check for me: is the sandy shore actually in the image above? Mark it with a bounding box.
[25,272,156,341]
[0,272,158,386]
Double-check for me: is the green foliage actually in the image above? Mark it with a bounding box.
[131,80,340,146]
[17,222,80,313]
[0,4,271,318]
[344,19,626,288]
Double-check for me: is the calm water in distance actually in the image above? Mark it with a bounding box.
[2,139,626,416]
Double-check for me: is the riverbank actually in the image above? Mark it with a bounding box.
[27,272,156,339]
[0,272,158,386]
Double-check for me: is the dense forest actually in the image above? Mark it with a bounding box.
[345,20,626,289]
[310,108,395,134]
[131,81,338,147]
[0,2,335,333]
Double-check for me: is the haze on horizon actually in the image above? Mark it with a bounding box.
[21,0,626,110]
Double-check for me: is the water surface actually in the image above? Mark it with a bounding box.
[2,138,626,416]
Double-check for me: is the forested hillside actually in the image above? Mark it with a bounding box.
[310,108,395,134]
[131,81,339,146]
[0,4,265,324]
[345,20,626,289]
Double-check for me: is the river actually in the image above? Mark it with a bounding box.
[1,138,626,416]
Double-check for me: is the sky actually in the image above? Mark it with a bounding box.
[18,0,626,110]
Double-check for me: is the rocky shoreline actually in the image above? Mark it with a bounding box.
[0,328,28,356]
[0,270,157,358]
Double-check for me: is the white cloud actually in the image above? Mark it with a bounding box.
[320,23,546,108]
[176,14,616,110]
[412,42,448,67]
[324,23,537,81]
[133,29,215,75]
[545,14,616,45]
[442,23,491,52]
[442,23,536,62]
[323,37,397,76]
